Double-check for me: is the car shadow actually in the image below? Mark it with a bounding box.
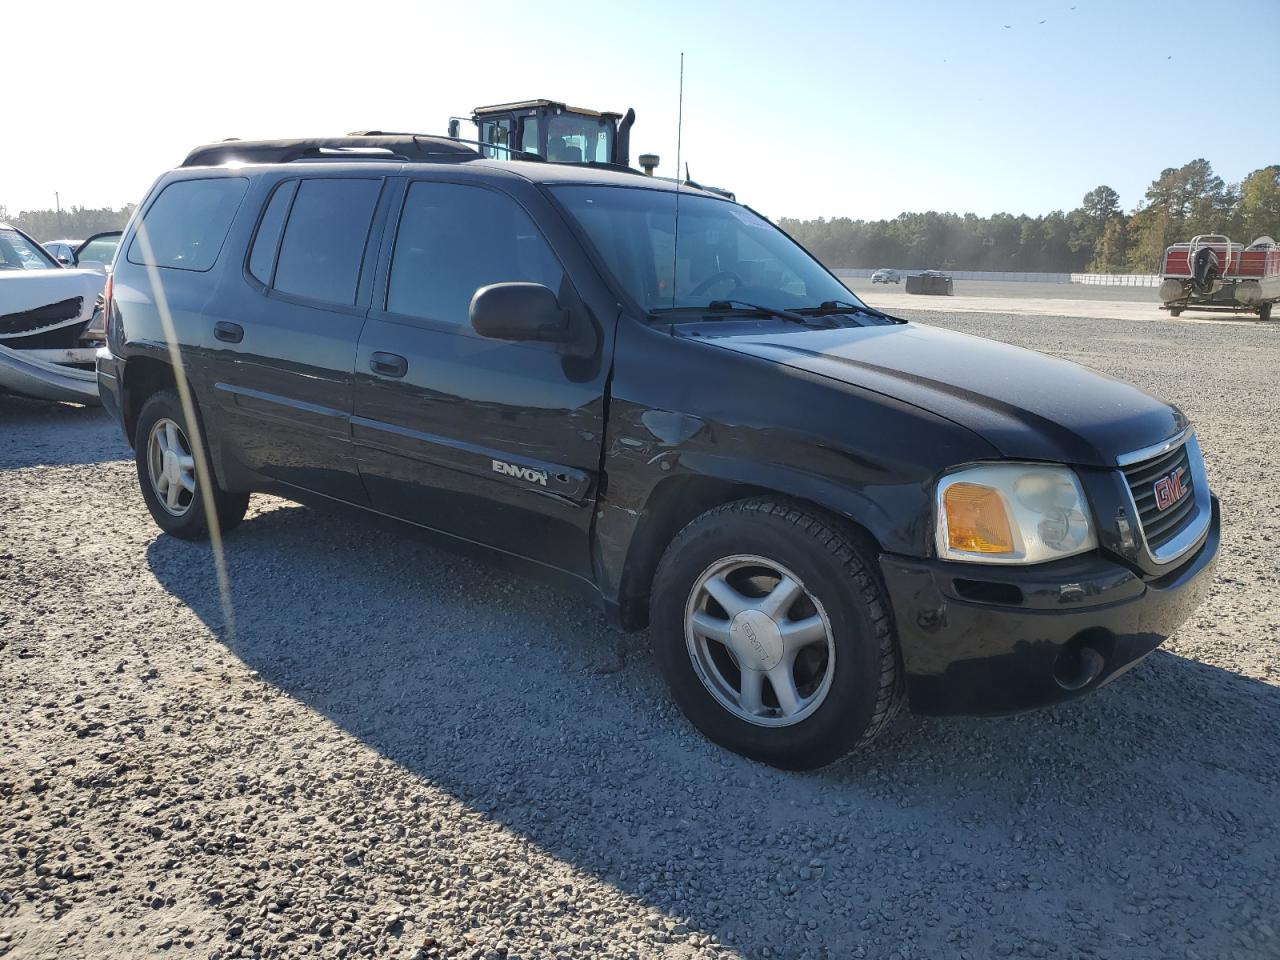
[0,394,129,469]
[146,501,1280,958]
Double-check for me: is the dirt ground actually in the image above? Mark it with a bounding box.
[2,304,1278,960]
[842,277,1268,326]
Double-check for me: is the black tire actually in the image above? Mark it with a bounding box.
[1261,303,1273,322]
[651,498,902,770]
[1169,307,1183,317]
[134,389,249,540]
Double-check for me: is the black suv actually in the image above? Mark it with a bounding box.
[97,135,1219,769]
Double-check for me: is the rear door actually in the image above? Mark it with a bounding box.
[203,174,390,503]
[351,177,609,577]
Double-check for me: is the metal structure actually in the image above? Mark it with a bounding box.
[450,99,636,169]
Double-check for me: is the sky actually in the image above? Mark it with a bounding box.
[3,0,1278,223]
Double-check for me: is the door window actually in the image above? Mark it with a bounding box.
[386,182,563,328]
[479,118,512,159]
[272,178,381,306]
[127,177,248,272]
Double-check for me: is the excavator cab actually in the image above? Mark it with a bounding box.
[452,99,635,167]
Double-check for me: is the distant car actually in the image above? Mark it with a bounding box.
[0,222,109,404]
[43,240,79,264]
[871,268,900,284]
[42,232,123,270]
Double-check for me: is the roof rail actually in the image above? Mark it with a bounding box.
[347,131,546,163]
[181,135,480,168]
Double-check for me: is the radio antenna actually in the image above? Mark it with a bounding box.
[670,52,684,310]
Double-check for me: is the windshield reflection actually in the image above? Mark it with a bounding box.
[552,186,869,315]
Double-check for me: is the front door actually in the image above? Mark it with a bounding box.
[205,174,389,503]
[351,178,609,577]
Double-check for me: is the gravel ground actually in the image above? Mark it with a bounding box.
[2,310,1278,960]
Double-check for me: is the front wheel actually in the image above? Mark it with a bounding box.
[651,499,902,769]
[135,389,249,540]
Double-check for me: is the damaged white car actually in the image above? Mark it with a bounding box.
[0,222,110,404]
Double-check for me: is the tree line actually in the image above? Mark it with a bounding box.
[4,159,1277,275]
[778,160,1280,275]
[0,204,136,243]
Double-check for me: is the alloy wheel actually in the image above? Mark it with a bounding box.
[684,554,836,727]
[146,417,197,516]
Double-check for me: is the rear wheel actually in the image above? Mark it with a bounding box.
[135,389,248,540]
[1261,303,1273,322]
[1169,307,1183,317]
[651,499,902,769]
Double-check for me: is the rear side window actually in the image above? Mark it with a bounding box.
[387,181,563,326]
[247,180,297,285]
[272,178,381,306]
[127,177,248,272]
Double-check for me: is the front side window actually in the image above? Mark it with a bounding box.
[272,178,381,306]
[387,181,563,327]
[552,185,867,314]
[127,177,248,272]
[0,229,60,270]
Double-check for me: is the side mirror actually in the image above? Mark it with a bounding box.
[469,282,569,343]
[56,255,72,265]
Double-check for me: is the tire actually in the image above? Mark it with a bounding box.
[1169,307,1183,317]
[134,389,249,540]
[651,498,902,770]
[1261,303,1273,322]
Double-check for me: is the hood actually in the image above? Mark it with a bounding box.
[0,268,105,338]
[695,321,1185,467]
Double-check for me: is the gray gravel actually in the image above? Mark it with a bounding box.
[2,309,1278,960]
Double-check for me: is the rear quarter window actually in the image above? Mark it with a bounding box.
[127,177,248,272]
[247,180,298,285]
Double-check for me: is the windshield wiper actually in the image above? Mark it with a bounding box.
[650,300,839,328]
[789,299,901,323]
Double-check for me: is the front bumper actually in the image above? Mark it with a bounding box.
[0,342,102,404]
[880,497,1220,715]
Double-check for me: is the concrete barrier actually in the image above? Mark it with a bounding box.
[834,268,1161,287]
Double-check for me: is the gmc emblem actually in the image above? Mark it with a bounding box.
[1152,465,1188,511]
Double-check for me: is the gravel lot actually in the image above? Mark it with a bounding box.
[2,309,1278,960]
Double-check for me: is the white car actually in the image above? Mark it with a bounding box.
[0,222,110,404]
[871,268,901,284]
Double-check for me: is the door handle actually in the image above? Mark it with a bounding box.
[369,351,408,378]
[214,321,244,344]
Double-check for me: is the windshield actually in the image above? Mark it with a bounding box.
[551,186,867,314]
[0,228,58,270]
[547,114,613,164]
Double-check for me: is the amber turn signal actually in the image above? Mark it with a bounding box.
[942,482,1015,554]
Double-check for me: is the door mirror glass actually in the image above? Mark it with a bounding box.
[469,282,568,343]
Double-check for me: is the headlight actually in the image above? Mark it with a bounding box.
[936,463,1097,564]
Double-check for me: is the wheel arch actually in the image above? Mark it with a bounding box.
[120,355,178,448]
[607,463,895,631]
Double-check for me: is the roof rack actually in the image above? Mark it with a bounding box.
[181,135,480,168]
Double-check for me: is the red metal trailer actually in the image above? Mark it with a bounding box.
[1159,234,1279,320]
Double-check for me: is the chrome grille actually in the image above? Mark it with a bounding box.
[1121,438,1198,554]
